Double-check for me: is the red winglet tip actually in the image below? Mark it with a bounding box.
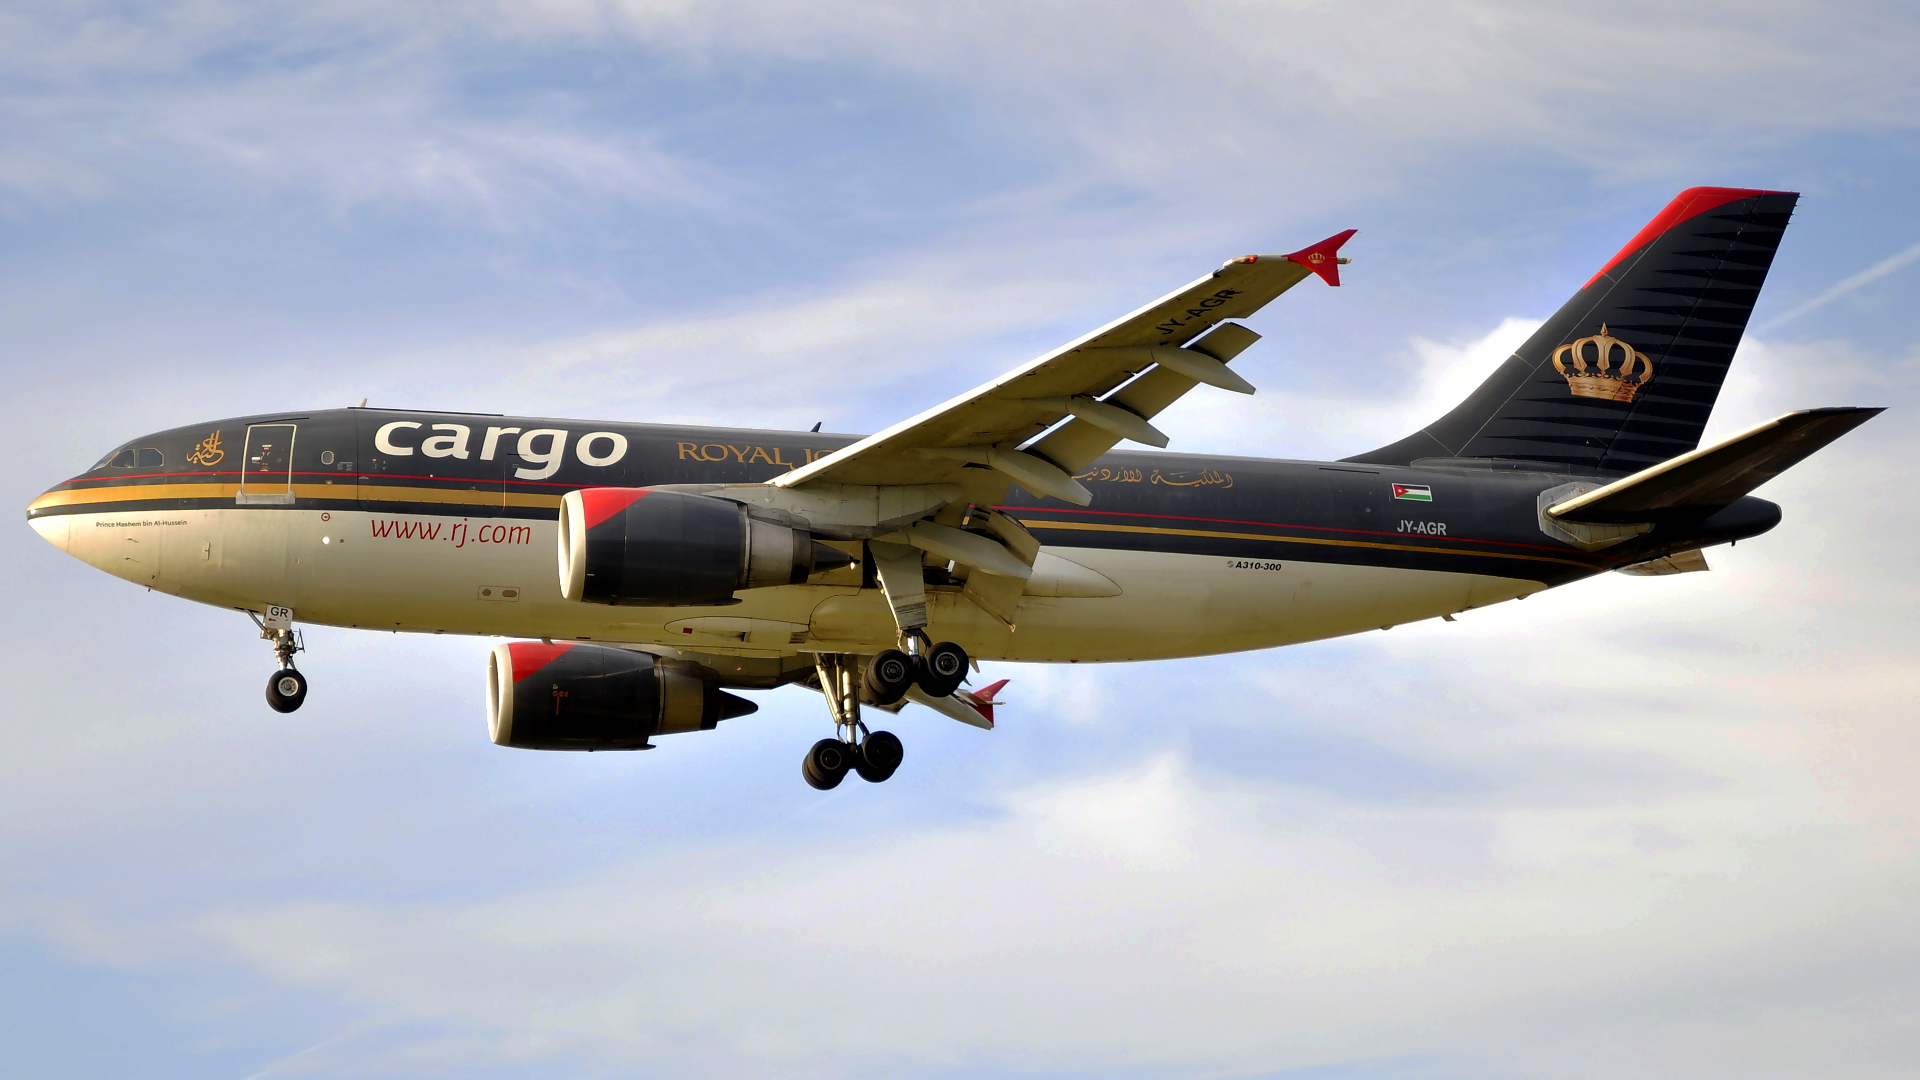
[1284,229,1358,286]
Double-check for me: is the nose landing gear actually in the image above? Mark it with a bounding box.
[250,607,307,713]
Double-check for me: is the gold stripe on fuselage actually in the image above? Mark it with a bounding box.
[30,482,563,513]
[31,482,1579,572]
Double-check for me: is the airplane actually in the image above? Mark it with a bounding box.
[27,186,1880,789]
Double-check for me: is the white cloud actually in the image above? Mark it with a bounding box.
[8,1,1920,229]
[1158,314,1544,459]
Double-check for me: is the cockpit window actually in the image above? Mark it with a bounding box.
[96,447,163,469]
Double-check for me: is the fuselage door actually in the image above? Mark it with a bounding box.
[238,423,297,505]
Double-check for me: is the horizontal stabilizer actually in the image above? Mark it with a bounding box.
[1548,407,1882,525]
[905,678,1006,730]
[1616,548,1710,576]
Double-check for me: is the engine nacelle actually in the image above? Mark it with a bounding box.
[558,488,850,606]
[486,641,758,750]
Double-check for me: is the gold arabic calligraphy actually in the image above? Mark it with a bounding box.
[186,430,224,466]
[1073,466,1233,489]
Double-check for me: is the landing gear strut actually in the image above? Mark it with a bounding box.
[805,654,908,790]
[250,609,307,713]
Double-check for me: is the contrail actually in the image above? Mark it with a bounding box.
[1760,239,1920,331]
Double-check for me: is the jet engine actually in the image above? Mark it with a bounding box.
[558,488,851,606]
[486,641,758,750]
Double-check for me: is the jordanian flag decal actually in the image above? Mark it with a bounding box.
[1391,483,1433,502]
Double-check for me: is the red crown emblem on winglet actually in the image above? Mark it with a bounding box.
[1284,229,1357,286]
[1550,324,1654,403]
[1231,231,1357,286]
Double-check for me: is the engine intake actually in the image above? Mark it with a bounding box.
[558,488,850,606]
[486,641,758,750]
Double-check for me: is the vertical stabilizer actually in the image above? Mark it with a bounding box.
[1349,187,1799,473]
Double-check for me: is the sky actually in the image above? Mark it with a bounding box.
[3,2,1918,1077]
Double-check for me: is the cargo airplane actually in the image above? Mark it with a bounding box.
[28,187,1880,788]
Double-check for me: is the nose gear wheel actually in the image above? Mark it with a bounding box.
[248,610,308,713]
[266,668,308,713]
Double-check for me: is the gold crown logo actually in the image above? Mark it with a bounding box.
[1550,324,1653,403]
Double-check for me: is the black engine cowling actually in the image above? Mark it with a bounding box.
[486,641,758,750]
[558,488,850,606]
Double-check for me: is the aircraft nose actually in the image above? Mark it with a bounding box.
[27,486,72,553]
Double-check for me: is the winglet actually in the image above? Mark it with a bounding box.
[1283,229,1357,286]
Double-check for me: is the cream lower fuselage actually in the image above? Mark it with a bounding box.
[36,508,1544,664]
[29,408,1775,672]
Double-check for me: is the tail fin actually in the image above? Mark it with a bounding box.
[1349,187,1799,473]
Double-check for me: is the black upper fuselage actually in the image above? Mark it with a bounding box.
[32,407,1784,587]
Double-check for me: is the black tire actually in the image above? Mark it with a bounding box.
[265,668,308,713]
[862,649,915,706]
[803,738,851,790]
[917,641,969,697]
[854,730,904,783]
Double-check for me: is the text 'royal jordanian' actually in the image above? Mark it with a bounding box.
[29,189,1880,789]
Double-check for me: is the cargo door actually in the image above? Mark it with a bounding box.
[237,423,297,506]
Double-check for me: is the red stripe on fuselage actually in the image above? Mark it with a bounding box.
[998,504,1623,562]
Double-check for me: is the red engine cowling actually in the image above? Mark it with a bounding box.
[557,488,850,606]
[486,641,758,750]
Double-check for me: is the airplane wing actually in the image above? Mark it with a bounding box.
[773,232,1355,502]
[759,231,1353,627]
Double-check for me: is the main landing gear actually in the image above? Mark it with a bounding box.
[251,608,308,713]
[862,638,968,704]
[803,638,968,790]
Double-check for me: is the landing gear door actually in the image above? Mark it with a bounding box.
[237,424,297,506]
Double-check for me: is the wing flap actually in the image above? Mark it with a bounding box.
[1030,322,1263,474]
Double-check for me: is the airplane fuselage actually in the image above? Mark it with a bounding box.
[29,408,1783,668]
